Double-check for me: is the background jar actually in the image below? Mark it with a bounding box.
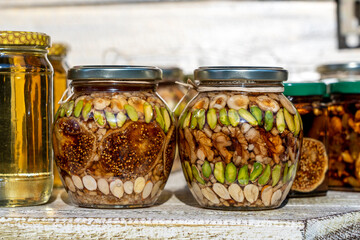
[328,81,360,191]
[52,66,176,208]
[178,66,303,210]
[48,42,69,188]
[0,31,53,207]
[284,82,328,197]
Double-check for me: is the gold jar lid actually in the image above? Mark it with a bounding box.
[48,43,68,56]
[0,31,50,48]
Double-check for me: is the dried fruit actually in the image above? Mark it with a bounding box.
[219,108,230,126]
[284,108,295,133]
[256,95,280,112]
[212,183,231,200]
[207,108,217,130]
[244,184,259,203]
[82,102,92,121]
[210,94,228,109]
[182,111,192,129]
[184,161,193,182]
[250,106,263,125]
[264,110,274,132]
[143,102,153,123]
[238,108,258,126]
[74,100,84,118]
[228,183,244,202]
[214,162,225,183]
[83,175,97,191]
[161,107,171,133]
[228,109,240,127]
[225,162,237,183]
[116,112,127,127]
[196,109,206,130]
[98,178,110,195]
[238,165,249,185]
[105,111,117,129]
[192,165,206,185]
[258,164,271,185]
[272,165,282,187]
[125,104,139,122]
[276,109,286,133]
[227,95,249,110]
[110,179,124,199]
[249,162,263,181]
[202,160,212,178]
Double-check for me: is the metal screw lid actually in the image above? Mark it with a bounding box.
[0,31,50,48]
[317,62,360,74]
[161,67,183,82]
[48,43,69,57]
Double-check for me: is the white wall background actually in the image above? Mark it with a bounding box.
[1,1,360,80]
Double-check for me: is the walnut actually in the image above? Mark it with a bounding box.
[262,131,285,164]
[184,128,197,164]
[245,128,268,158]
[230,127,250,164]
[193,130,214,162]
[211,132,233,163]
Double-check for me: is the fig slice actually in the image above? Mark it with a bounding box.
[100,121,165,179]
[52,117,96,175]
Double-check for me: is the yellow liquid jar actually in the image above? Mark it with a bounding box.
[48,43,69,188]
[0,31,53,207]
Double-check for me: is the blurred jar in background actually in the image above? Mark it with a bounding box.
[0,31,53,206]
[48,43,69,188]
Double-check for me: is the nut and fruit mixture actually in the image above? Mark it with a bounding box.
[52,91,175,207]
[328,99,360,190]
[290,102,328,195]
[178,92,303,209]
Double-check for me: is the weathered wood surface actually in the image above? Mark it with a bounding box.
[0,171,359,239]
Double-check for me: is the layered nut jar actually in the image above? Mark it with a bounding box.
[284,82,328,197]
[328,81,360,191]
[178,67,303,210]
[52,66,176,208]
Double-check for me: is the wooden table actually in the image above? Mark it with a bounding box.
[0,171,359,239]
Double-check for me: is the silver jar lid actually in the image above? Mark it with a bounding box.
[161,67,183,82]
[317,62,360,74]
[68,65,162,82]
[194,66,288,82]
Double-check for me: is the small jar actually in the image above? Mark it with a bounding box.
[178,67,303,210]
[284,82,328,197]
[0,31,53,207]
[52,66,176,208]
[48,43,69,188]
[328,81,360,191]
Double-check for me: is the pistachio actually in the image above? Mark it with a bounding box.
[284,108,295,133]
[272,165,282,187]
[59,106,66,118]
[238,108,258,126]
[202,160,212,178]
[279,94,296,115]
[116,112,127,127]
[143,102,153,123]
[190,109,198,129]
[82,102,92,121]
[258,164,271,185]
[210,94,228,109]
[249,162,263,181]
[184,161,193,182]
[228,109,240,127]
[65,176,76,192]
[105,111,117,129]
[227,95,249,110]
[207,108,217,130]
[238,165,249,185]
[182,111,192,129]
[225,162,237,183]
[264,110,274,132]
[244,184,259,203]
[294,111,302,136]
[54,108,61,121]
[153,105,165,129]
[65,100,75,117]
[212,183,231,200]
[182,163,189,182]
[250,106,263,125]
[219,108,230,126]
[192,165,206,185]
[94,110,106,127]
[276,109,286,133]
[161,107,171,133]
[287,164,296,182]
[74,100,84,118]
[228,183,244,202]
[125,104,139,122]
[196,109,206,130]
[214,162,225,183]
[282,162,289,183]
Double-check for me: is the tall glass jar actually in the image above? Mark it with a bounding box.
[0,31,53,207]
[48,43,69,188]
[328,81,360,191]
[178,67,303,210]
[284,82,328,197]
[52,66,176,208]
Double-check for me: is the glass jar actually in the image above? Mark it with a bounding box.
[328,81,360,191]
[52,66,176,208]
[0,31,53,207]
[48,43,69,188]
[178,67,303,210]
[284,82,328,197]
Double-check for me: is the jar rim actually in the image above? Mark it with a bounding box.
[68,65,162,83]
[194,66,288,82]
